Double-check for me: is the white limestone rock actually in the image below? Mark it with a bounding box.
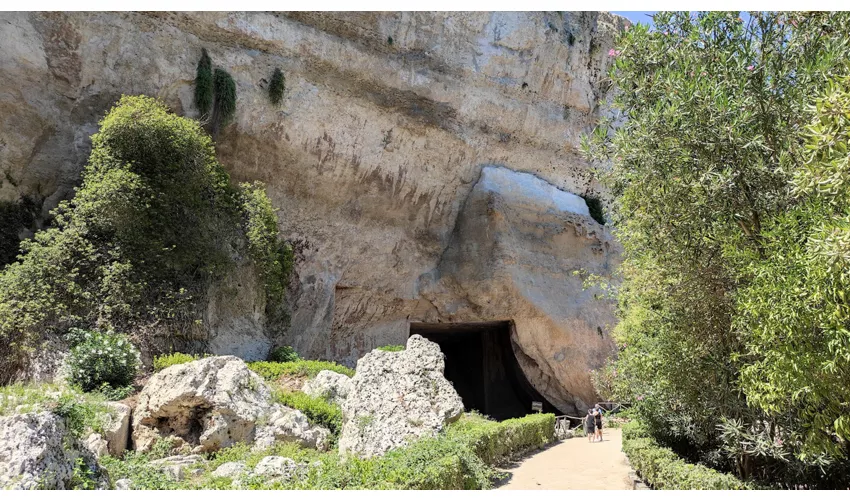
[253,406,330,452]
[103,402,131,457]
[212,461,248,479]
[0,412,75,490]
[301,370,353,405]
[338,335,464,458]
[132,356,274,453]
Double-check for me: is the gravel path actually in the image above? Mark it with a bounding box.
[497,428,632,490]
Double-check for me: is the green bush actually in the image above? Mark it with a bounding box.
[376,345,404,352]
[66,328,140,392]
[0,96,286,381]
[268,345,300,363]
[248,360,354,380]
[153,352,206,372]
[447,412,555,465]
[269,67,285,105]
[194,48,213,118]
[274,390,343,444]
[621,420,751,490]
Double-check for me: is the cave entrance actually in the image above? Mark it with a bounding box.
[409,321,560,421]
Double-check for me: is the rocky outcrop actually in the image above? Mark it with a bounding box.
[0,412,75,490]
[132,355,329,453]
[338,335,464,458]
[132,356,273,453]
[103,402,131,457]
[301,370,352,406]
[0,12,626,411]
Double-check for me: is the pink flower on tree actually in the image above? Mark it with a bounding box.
[636,395,644,401]
[608,49,621,57]
[747,65,755,71]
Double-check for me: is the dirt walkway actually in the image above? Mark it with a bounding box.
[497,428,632,490]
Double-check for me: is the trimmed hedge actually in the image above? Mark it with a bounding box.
[621,420,751,490]
[449,412,555,465]
[248,360,354,380]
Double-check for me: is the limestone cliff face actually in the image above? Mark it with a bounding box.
[0,11,626,414]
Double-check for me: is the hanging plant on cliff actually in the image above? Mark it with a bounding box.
[269,67,285,105]
[194,48,213,119]
[211,68,236,136]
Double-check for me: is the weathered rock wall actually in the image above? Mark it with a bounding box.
[0,11,626,414]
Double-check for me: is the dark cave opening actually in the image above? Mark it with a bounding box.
[409,321,561,420]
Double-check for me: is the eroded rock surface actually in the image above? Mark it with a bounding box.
[253,407,330,452]
[338,335,464,458]
[132,356,274,453]
[1,12,626,409]
[0,412,75,490]
[103,402,131,457]
[301,370,352,406]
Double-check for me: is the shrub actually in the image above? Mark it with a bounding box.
[248,360,354,380]
[268,345,300,362]
[447,412,555,465]
[212,68,236,133]
[0,96,287,381]
[153,352,206,372]
[274,390,343,444]
[0,196,38,268]
[269,67,285,105]
[621,420,751,490]
[376,345,404,352]
[66,328,140,392]
[194,48,213,118]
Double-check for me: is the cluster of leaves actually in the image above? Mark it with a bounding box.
[248,360,355,381]
[583,11,850,485]
[274,390,343,446]
[621,420,752,490]
[375,345,404,352]
[66,328,140,392]
[268,345,300,362]
[269,67,285,105]
[0,96,288,380]
[153,352,208,372]
[211,69,236,136]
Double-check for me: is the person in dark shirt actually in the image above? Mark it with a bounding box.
[585,408,596,443]
[594,404,604,442]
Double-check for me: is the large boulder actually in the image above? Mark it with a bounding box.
[301,370,352,406]
[338,335,464,458]
[132,356,275,453]
[0,412,75,490]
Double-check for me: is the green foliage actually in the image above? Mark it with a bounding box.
[580,195,606,225]
[248,360,355,381]
[376,345,404,352]
[0,96,287,380]
[212,68,236,133]
[582,11,850,484]
[100,451,181,490]
[269,67,285,105]
[69,456,99,490]
[621,420,752,490]
[274,390,343,445]
[239,181,293,328]
[66,328,140,392]
[153,352,206,372]
[268,345,300,362]
[446,412,555,466]
[736,77,850,459]
[194,48,213,118]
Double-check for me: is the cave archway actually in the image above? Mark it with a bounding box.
[409,321,561,420]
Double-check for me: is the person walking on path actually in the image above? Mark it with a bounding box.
[594,404,604,442]
[585,408,596,443]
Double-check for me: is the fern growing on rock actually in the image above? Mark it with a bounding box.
[269,67,285,105]
[194,48,213,118]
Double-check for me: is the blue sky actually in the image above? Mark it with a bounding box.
[611,11,657,26]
